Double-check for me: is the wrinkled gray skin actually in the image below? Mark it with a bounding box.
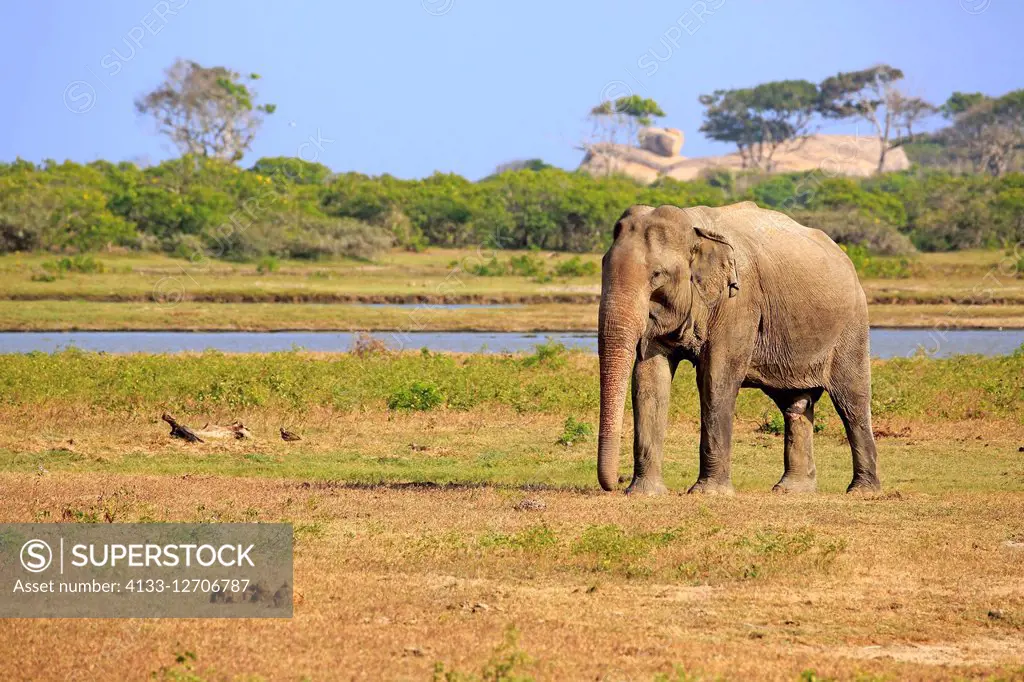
[597,202,881,495]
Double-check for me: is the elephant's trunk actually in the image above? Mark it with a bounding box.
[597,284,645,492]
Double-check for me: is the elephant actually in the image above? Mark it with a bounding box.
[596,201,881,495]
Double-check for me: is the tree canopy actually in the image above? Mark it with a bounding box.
[819,64,935,172]
[135,59,276,162]
[698,80,820,171]
[589,96,666,147]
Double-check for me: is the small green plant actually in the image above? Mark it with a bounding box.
[256,256,280,273]
[553,256,598,278]
[652,665,702,682]
[757,412,785,435]
[466,257,508,277]
[522,339,568,367]
[388,381,445,411]
[40,255,106,277]
[507,253,546,277]
[433,625,533,682]
[151,651,206,681]
[556,416,593,446]
[351,332,390,357]
[480,524,557,551]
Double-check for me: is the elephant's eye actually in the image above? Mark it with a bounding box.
[651,270,665,282]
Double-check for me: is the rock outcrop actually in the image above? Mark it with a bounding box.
[579,129,910,184]
[638,127,684,158]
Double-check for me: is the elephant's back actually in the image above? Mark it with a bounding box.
[695,204,859,290]
[699,204,868,378]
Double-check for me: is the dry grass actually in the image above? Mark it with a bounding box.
[0,407,1022,680]
[0,472,1022,681]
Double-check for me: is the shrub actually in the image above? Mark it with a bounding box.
[1,157,1021,257]
[256,256,279,273]
[553,256,599,277]
[557,416,594,446]
[522,339,568,368]
[792,210,916,256]
[841,244,913,279]
[507,253,546,277]
[387,381,445,411]
[350,332,390,357]
[43,255,106,275]
[466,257,508,277]
[757,413,785,435]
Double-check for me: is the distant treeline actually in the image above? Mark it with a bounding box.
[1,156,1021,260]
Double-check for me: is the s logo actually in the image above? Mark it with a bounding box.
[20,539,52,573]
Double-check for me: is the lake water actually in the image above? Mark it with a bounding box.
[0,329,1021,358]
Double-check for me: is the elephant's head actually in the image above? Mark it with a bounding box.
[596,204,739,491]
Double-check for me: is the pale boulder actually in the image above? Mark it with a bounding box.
[638,127,684,158]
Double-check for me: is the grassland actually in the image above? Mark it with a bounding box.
[0,349,1022,680]
[1,249,1023,332]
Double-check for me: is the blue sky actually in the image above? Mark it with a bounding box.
[2,0,1021,179]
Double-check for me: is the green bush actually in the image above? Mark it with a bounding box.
[507,253,546,277]
[43,255,106,274]
[841,244,913,279]
[792,210,915,256]
[522,339,569,368]
[387,381,445,411]
[556,416,594,446]
[256,256,280,273]
[465,257,508,277]
[757,413,785,435]
[553,256,599,277]
[0,157,1020,257]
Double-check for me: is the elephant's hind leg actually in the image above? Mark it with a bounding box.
[766,388,822,493]
[827,333,882,493]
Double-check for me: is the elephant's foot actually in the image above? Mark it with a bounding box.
[846,475,882,494]
[625,477,668,496]
[686,478,734,495]
[772,475,818,494]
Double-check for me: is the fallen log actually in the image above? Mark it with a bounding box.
[162,413,203,443]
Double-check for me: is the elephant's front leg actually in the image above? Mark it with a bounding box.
[688,363,740,495]
[626,351,673,495]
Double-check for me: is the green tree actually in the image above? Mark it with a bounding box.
[944,90,1024,176]
[699,80,819,171]
[135,59,276,162]
[940,91,988,118]
[589,95,666,146]
[819,65,935,173]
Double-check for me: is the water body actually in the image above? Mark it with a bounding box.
[1,329,1021,358]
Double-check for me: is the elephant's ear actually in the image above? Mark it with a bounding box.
[690,226,739,304]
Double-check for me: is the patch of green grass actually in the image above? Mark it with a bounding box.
[1,350,1022,425]
[480,524,557,552]
[45,255,106,275]
[572,524,685,576]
